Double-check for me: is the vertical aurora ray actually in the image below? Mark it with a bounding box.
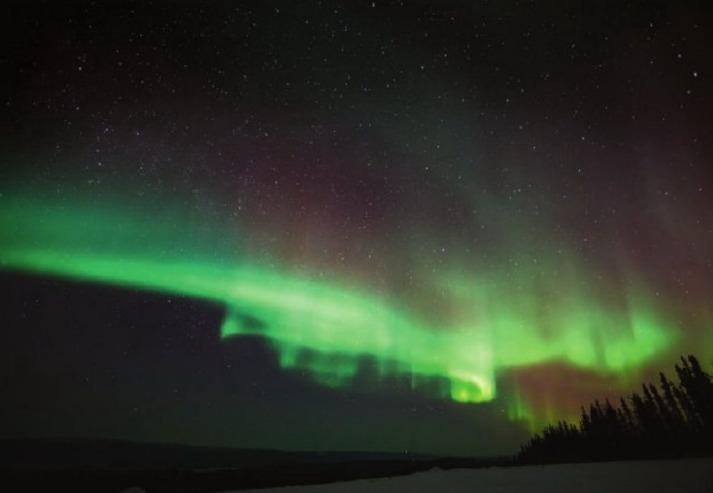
[0,190,682,428]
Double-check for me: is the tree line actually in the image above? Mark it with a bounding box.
[518,355,713,464]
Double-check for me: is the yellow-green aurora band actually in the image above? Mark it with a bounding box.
[0,191,677,425]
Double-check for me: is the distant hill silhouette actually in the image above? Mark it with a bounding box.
[0,438,433,470]
[518,355,713,464]
[0,438,505,492]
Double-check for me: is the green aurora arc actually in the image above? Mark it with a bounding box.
[0,190,681,428]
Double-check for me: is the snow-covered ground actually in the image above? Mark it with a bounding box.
[229,457,713,493]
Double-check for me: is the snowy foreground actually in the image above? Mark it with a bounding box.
[228,458,713,493]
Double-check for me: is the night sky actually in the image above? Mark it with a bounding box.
[1,1,712,457]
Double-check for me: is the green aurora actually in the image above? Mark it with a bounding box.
[0,190,681,428]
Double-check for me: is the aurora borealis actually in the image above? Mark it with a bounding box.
[0,188,677,410]
[2,1,713,456]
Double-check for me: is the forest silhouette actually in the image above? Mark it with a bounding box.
[518,355,713,464]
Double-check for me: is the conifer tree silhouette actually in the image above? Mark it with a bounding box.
[518,355,713,464]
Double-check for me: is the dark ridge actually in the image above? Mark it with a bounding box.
[0,438,509,492]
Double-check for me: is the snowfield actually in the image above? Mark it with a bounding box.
[230,458,713,493]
